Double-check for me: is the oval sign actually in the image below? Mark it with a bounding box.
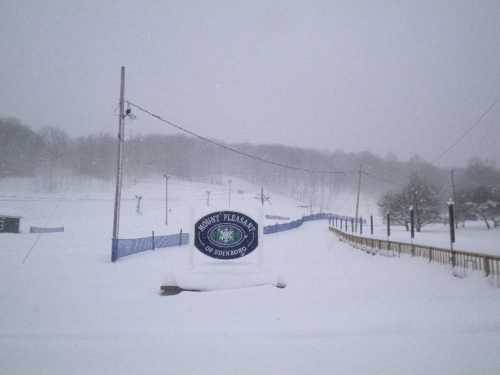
[194,211,259,260]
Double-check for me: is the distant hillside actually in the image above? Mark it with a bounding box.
[0,117,470,205]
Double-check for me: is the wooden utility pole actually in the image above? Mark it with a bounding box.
[354,165,362,232]
[164,174,169,225]
[112,66,126,245]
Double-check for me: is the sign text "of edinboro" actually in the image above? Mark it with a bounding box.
[194,211,258,260]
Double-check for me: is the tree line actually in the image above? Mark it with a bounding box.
[1,117,499,227]
[378,160,500,230]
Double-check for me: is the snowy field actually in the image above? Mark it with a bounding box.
[1,177,500,374]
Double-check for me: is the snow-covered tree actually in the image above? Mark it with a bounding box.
[461,187,500,229]
[378,173,441,231]
[378,190,410,229]
[457,159,500,229]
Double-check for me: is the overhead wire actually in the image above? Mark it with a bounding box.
[432,95,500,165]
[126,101,349,176]
[361,94,500,191]
[126,92,500,196]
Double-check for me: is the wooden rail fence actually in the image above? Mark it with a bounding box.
[330,227,500,287]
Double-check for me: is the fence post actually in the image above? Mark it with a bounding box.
[484,257,490,277]
[111,239,119,262]
[152,231,155,250]
[179,229,183,246]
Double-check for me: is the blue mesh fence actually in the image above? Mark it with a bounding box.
[264,213,345,234]
[263,213,362,234]
[30,226,64,233]
[264,219,303,234]
[112,232,189,262]
[111,213,358,262]
[265,214,290,221]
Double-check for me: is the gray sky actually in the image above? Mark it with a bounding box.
[1,0,499,167]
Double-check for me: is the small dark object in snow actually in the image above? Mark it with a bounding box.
[160,285,201,296]
[452,270,466,279]
[276,278,287,289]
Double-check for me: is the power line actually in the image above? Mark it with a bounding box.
[126,101,349,176]
[128,94,500,193]
[432,95,500,165]
[361,94,500,190]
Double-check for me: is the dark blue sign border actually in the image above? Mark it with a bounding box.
[194,211,259,260]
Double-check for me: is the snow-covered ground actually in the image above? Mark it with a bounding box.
[1,177,499,374]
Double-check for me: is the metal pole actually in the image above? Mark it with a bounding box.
[386,212,391,238]
[206,190,210,207]
[410,205,415,256]
[320,174,324,213]
[451,169,458,229]
[410,206,415,240]
[112,66,126,260]
[164,174,169,225]
[386,212,392,255]
[354,165,362,232]
[228,179,232,208]
[448,200,456,267]
[370,215,373,235]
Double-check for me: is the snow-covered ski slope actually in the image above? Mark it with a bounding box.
[1,177,500,374]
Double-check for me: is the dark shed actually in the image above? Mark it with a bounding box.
[0,215,21,233]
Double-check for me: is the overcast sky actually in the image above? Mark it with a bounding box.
[1,0,499,167]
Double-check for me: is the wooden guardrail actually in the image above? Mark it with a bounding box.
[330,227,500,287]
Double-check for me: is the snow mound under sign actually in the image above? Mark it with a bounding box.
[161,267,286,295]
